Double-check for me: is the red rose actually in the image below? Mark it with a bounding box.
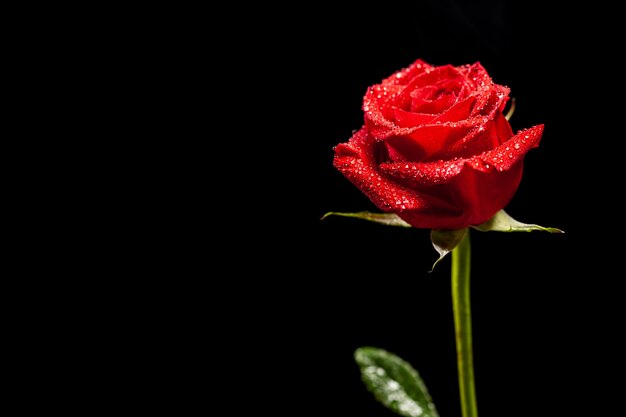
[334,59,543,230]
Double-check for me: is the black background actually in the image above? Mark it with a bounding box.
[244,1,622,417]
[50,1,622,415]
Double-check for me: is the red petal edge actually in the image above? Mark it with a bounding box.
[334,128,463,215]
[379,125,544,185]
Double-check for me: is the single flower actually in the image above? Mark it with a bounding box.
[334,59,543,230]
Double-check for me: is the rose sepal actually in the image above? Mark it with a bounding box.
[430,228,467,271]
[321,211,412,227]
[471,209,563,233]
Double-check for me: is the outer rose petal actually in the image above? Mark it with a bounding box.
[333,125,544,230]
[396,165,524,229]
[379,125,543,185]
[333,128,464,219]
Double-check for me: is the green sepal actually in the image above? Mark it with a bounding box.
[321,211,412,228]
[430,228,467,271]
[472,210,563,233]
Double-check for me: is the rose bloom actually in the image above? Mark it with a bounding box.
[334,59,543,230]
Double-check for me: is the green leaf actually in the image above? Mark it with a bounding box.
[472,210,563,233]
[430,228,467,271]
[354,347,439,417]
[321,211,412,228]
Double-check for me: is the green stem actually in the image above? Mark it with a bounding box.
[451,230,478,417]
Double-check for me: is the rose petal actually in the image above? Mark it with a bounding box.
[386,123,476,161]
[392,108,439,126]
[492,111,514,146]
[363,84,403,131]
[471,84,509,117]
[378,157,525,229]
[430,88,511,159]
[479,124,544,171]
[397,163,524,229]
[413,92,457,114]
[333,128,463,215]
[392,93,476,129]
[438,113,511,160]
[380,159,464,186]
[409,86,437,102]
[403,65,466,91]
[432,95,475,123]
[381,59,435,86]
[379,124,544,185]
[391,66,468,112]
